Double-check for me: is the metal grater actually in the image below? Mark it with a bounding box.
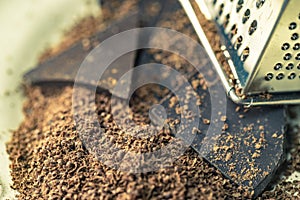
[180,0,300,105]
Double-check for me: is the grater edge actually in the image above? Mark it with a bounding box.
[180,0,300,106]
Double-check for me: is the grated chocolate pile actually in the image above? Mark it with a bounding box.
[6,0,300,199]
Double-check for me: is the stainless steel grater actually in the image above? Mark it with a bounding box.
[180,0,300,105]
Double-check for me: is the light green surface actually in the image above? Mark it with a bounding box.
[0,0,100,199]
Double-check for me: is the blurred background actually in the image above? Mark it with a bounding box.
[0,0,100,198]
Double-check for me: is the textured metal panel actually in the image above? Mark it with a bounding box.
[246,0,300,93]
[186,0,300,104]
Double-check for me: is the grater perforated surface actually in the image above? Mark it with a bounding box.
[197,0,300,95]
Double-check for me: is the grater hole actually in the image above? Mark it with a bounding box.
[291,33,299,40]
[297,63,300,70]
[256,0,265,9]
[218,4,224,16]
[286,63,294,70]
[293,43,300,51]
[294,43,300,50]
[265,73,273,81]
[289,22,297,30]
[296,53,300,60]
[213,0,218,5]
[276,73,285,80]
[223,14,230,28]
[241,47,250,62]
[229,24,238,39]
[281,43,290,51]
[234,36,243,50]
[288,73,296,80]
[274,63,283,71]
[236,0,244,13]
[284,53,292,61]
[242,9,251,24]
[248,20,257,35]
